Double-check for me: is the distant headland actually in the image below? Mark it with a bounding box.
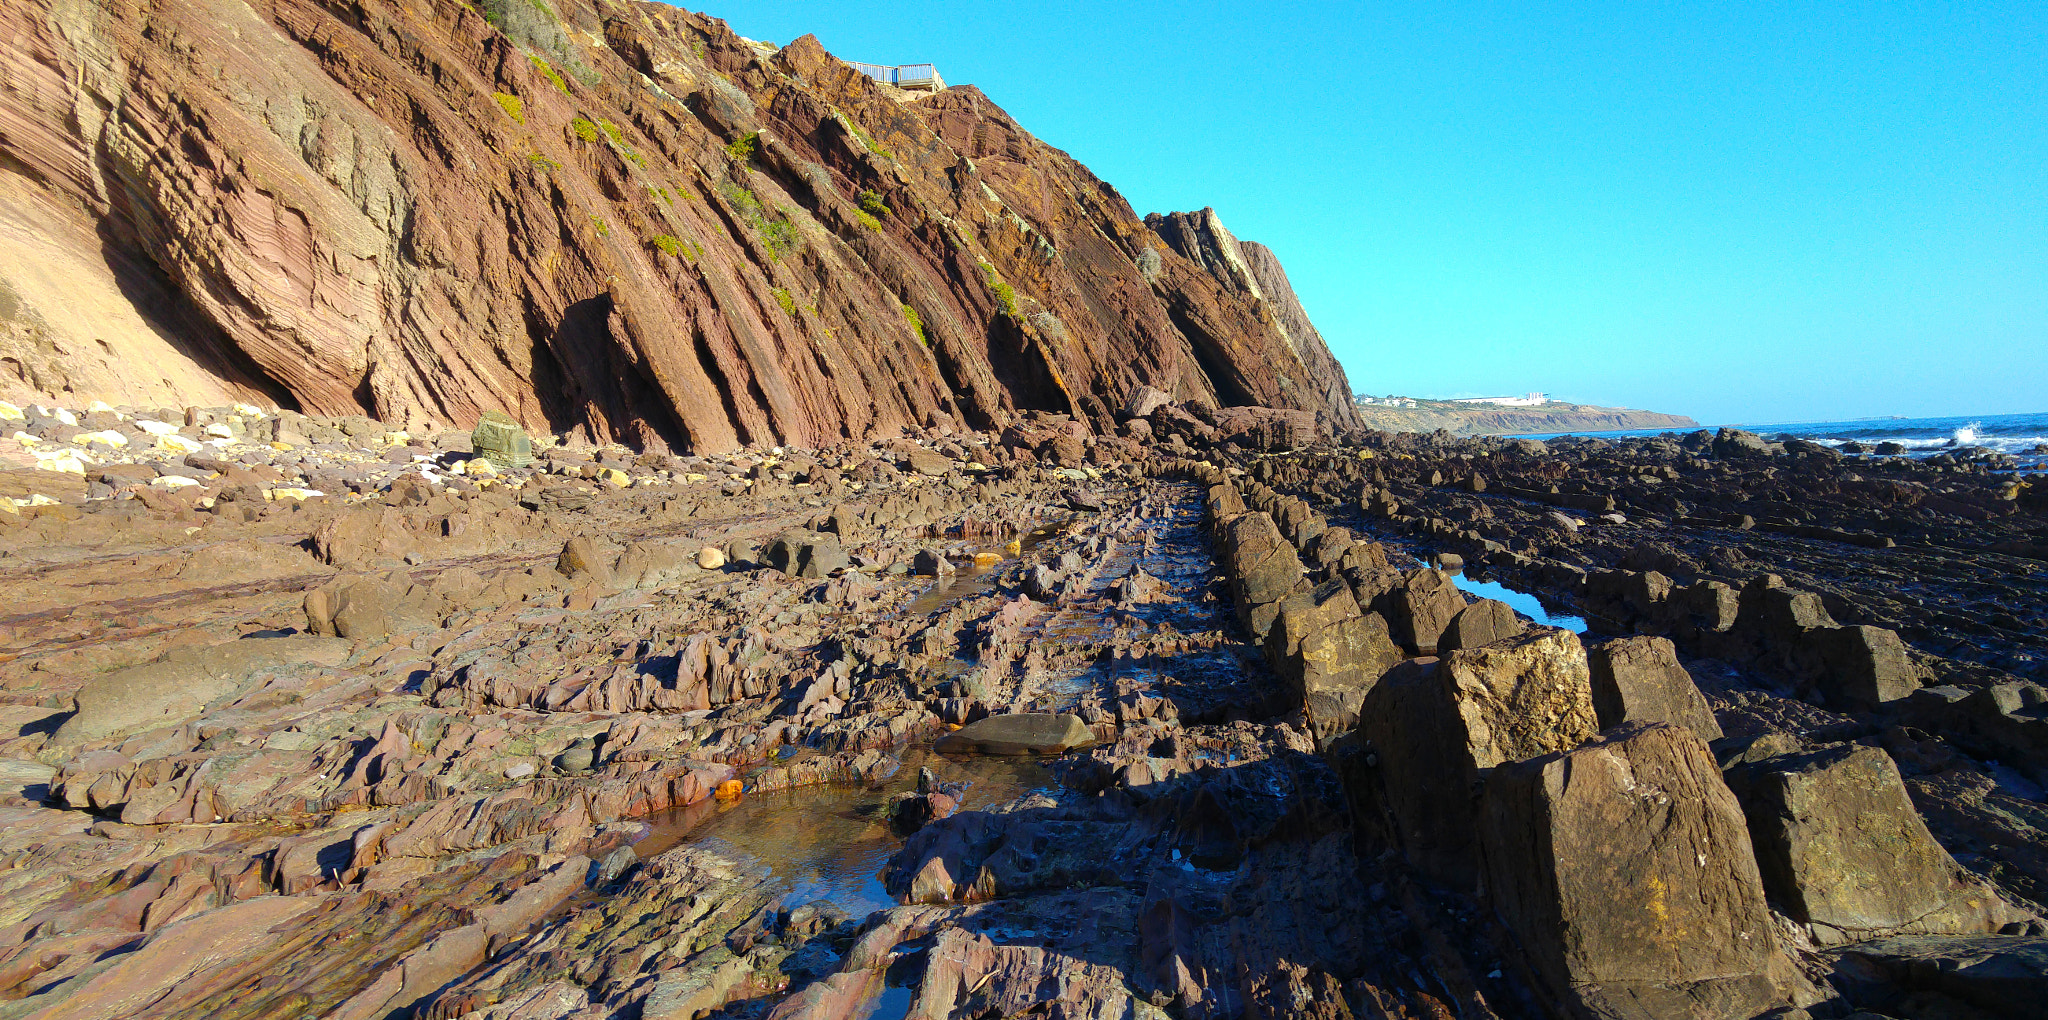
[1352,392,1698,435]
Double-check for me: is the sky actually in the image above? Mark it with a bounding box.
[697,1,2047,425]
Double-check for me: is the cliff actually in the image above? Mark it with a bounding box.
[1352,399,1698,436]
[0,0,1354,453]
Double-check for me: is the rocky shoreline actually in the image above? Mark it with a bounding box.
[0,395,2043,1018]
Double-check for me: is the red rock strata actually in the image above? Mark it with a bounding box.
[0,0,1355,453]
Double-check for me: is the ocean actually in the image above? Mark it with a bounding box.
[1512,410,2048,472]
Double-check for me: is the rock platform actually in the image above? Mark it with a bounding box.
[0,402,2044,1019]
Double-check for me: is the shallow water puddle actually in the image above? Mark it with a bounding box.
[1446,571,1589,633]
[635,748,1055,916]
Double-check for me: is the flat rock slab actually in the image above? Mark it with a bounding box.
[934,714,1096,755]
[54,635,351,744]
[1832,935,2048,1020]
[32,895,318,1018]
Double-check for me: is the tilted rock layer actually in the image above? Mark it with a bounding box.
[0,0,1355,452]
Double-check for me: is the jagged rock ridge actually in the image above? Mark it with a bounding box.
[0,0,1354,453]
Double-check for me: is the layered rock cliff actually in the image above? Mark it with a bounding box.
[0,0,1355,453]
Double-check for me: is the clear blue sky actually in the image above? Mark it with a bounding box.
[698,2,2046,425]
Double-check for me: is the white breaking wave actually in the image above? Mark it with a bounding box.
[1808,422,2048,456]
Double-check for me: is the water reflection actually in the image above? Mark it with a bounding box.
[1447,572,1588,633]
[636,749,1055,917]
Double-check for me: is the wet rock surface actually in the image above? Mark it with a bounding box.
[0,402,2044,1019]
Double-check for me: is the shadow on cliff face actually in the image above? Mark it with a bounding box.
[539,294,693,451]
[981,313,1074,423]
[94,214,301,412]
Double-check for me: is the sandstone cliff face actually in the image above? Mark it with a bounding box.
[1148,207,1359,433]
[0,0,1354,453]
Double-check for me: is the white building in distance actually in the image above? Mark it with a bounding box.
[1451,392,1549,407]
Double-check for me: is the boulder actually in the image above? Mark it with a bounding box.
[1587,635,1723,742]
[913,549,955,576]
[1713,428,1774,459]
[1730,577,1837,675]
[1393,568,1468,655]
[1817,625,1920,710]
[556,536,615,585]
[1264,580,1404,742]
[1355,629,1598,890]
[1220,512,1308,638]
[1728,743,2024,945]
[1304,526,1356,570]
[1481,723,1799,1020]
[1672,580,1741,637]
[1439,598,1524,652]
[765,532,849,578]
[305,577,439,640]
[900,447,951,476]
[1204,483,1246,522]
[1350,659,1478,888]
[471,411,533,468]
[934,714,1096,755]
[313,507,420,568]
[1440,628,1599,769]
[1120,385,1172,420]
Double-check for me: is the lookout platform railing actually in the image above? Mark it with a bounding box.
[847,61,946,92]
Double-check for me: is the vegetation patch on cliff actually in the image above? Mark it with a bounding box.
[650,234,699,261]
[718,183,800,261]
[527,53,571,95]
[901,303,928,347]
[976,260,1019,320]
[492,92,525,124]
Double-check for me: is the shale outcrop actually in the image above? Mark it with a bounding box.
[4,0,2048,1017]
[0,391,2044,1018]
[0,0,1354,452]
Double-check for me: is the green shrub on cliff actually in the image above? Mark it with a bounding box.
[483,0,556,37]
[901,303,928,347]
[492,92,525,124]
[483,0,599,91]
[650,234,699,261]
[772,288,798,316]
[528,54,571,95]
[858,190,890,218]
[570,116,599,143]
[717,183,801,261]
[726,132,760,160]
[835,112,893,161]
[760,218,800,260]
[855,210,882,232]
[977,260,1019,320]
